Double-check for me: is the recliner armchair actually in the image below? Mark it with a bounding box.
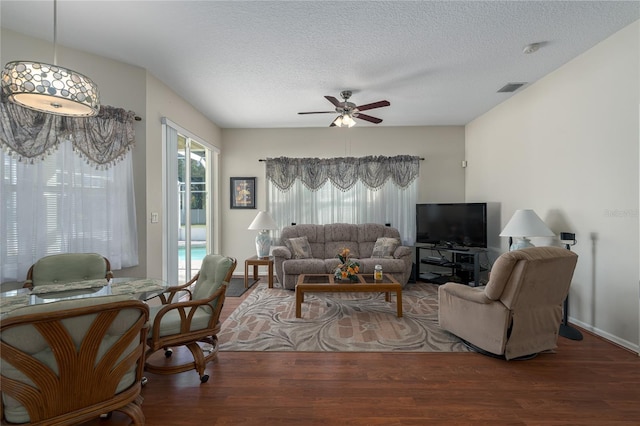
[438,246,578,360]
[145,254,236,383]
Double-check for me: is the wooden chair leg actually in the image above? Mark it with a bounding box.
[185,341,209,382]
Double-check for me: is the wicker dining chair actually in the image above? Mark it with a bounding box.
[24,252,113,290]
[0,295,149,425]
[145,254,236,383]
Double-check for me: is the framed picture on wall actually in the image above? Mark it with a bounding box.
[230,177,256,209]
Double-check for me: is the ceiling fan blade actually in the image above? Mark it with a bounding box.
[355,113,383,124]
[298,111,336,115]
[325,96,341,107]
[356,100,390,112]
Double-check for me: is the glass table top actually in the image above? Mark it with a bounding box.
[0,277,168,315]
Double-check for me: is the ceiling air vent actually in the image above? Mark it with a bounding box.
[497,82,527,93]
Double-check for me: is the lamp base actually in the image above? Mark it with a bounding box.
[510,237,534,251]
[255,230,271,258]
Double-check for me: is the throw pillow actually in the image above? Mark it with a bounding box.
[371,237,399,259]
[285,236,313,259]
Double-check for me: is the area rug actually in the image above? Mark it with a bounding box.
[219,282,470,352]
[225,278,258,297]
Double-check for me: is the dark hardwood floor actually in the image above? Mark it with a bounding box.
[85,278,640,425]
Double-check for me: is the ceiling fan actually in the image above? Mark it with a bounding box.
[298,90,390,127]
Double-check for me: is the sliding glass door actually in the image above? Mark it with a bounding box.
[177,136,211,282]
[163,119,219,284]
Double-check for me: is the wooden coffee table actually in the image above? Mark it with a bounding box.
[295,273,402,318]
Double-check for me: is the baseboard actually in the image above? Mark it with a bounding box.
[569,316,639,355]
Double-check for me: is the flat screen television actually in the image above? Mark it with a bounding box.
[416,203,487,248]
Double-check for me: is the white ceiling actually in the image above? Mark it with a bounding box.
[2,1,639,128]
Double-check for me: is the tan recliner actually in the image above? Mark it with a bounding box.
[438,246,578,360]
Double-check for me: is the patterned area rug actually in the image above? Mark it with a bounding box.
[219,282,470,352]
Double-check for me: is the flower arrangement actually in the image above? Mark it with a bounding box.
[335,248,360,282]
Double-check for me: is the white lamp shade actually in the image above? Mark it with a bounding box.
[500,209,555,238]
[248,210,278,231]
[248,211,278,258]
[332,114,356,128]
[342,114,356,127]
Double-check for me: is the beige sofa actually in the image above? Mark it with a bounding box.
[272,223,413,290]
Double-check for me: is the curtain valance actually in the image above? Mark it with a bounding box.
[266,155,420,191]
[0,101,136,168]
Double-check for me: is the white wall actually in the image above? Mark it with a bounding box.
[143,74,222,279]
[465,22,640,350]
[220,126,465,264]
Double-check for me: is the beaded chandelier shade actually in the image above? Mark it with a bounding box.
[2,61,100,117]
[1,0,100,117]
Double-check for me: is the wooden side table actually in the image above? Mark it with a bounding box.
[244,255,274,288]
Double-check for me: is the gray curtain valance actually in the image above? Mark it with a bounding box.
[0,101,136,168]
[266,155,420,191]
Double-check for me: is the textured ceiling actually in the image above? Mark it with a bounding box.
[1,1,639,128]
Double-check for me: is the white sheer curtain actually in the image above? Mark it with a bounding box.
[267,174,417,245]
[0,139,138,282]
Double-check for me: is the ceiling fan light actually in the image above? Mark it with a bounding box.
[343,114,356,127]
[300,91,387,127]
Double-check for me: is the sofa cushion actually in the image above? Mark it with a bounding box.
[324,241,360,260]
[283,258,326,275]
[357,224,402,258]
[324,224,360,258]
[285,236,313,259]
[281,224,325,258]
[371,237,400,258]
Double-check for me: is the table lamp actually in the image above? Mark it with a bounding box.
[499,209,555,251]
[248,210,278,258]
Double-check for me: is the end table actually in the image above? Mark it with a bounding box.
[244,255,274,288]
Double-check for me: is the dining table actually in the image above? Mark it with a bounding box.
[0,277,169,316]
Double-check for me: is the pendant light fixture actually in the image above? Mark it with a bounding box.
[1,0,100,117]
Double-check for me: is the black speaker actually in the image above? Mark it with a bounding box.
[409,263,417,283]
[560,232,575,241]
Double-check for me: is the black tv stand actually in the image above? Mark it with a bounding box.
[435,245,469,251]
[415,244,487,287]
